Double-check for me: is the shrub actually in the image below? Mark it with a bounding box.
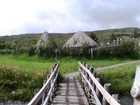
[11,88,32,102]
[116,40,139,59]
[94,40,140,59]
[0,65,47,102]
[28,47,36,56]
[99,64,136,94]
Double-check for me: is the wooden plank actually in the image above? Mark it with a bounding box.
[79,62,120,105]
[51,79,89,105]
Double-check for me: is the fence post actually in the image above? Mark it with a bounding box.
[90,67,96,90]
[90,67,96,77]
[96,78,101,100]
[85,64,89,95]
[102,83,111,105]
[80,67,84,88]
[112,94,119,102]
[88,67,93,104]
[42,80,47,104]
[83,62,87,75]
[131,66,140,105]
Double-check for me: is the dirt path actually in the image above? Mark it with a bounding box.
[95,60,140,71]
[65,60,140,79]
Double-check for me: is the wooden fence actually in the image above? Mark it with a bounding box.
[79,62,120,105]
[28,63,59,105]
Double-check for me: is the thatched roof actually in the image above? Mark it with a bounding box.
[63,31,98,47]
[36,32,48,47]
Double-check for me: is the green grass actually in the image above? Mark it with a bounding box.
[98,62,140,94]
[58,57,132,75]
[0,54,54,73]
[0,54,133,75]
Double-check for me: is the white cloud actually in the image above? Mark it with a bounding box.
[0,0,140,35]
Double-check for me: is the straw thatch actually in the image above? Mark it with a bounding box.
[36,32,48,47]
[63,31,98,47]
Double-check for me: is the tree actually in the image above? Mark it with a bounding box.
[110,33,116,42]
[48,38,58,49]
[133,29,140,38]
[89,33,98,43]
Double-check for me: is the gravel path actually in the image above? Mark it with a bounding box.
[64,60,140,79]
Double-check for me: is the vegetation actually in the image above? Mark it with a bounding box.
[0,65,49,102]
[89,32,99,43]
[0,54,132,74]
[98,62,140,94]
[0,27,140,102]
[0,53,136,102]
[0,54,53,73]
[94,39,140,59]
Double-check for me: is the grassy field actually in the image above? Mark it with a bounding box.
[98,62,140,94]
[59,57,133,75]
[0,54,132,75]
[0,54,55,101]
[0,54,54,73]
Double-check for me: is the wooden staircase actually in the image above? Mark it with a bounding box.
[51,78,89,105]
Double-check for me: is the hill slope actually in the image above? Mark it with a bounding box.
[0,27,140,47]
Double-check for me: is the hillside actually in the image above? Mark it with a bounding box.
[92,27,140,42]
[0,27,140,47]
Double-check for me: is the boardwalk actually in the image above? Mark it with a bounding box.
[51,78,89,105]
[28,62,120,105]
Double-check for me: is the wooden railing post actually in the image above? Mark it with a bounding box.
[89,67,93,104]
[83,63,86,75]
[90,67,96,77]
[42,80,47,104]
[79,67,84,88]
[112,94,119,102]
[102,83,111,105]
[90,67,96,90]
[85,64,89,95]
[96,78,101,100]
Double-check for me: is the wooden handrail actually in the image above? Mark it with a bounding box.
[43,73,58,105]
[79,68,101,105]
[28,63,59,105]
[79,62,120,105]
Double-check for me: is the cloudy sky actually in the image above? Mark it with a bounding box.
[0,0,140,36]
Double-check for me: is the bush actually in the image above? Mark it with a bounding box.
[115,40,139,59]
[28,47,35,56]
[99,64,136,94]
[0,65,47,102]
[94,40,140,59]
[11,88,32,102]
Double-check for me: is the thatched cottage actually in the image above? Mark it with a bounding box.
[63,31,98,48]
[36,32,49,48]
